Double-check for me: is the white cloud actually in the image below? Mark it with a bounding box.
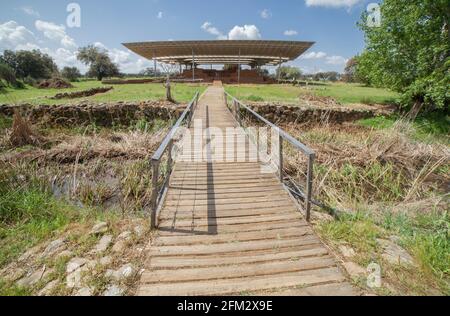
[301,51,327,59]
[284,30,298,36]
[325,55,348,65]
[0,21,37,51]
[228,25,261,40]
[260,9,272,19]
[157,12,163,19]
[35,20,77,49]
[20,6,40,17]
[201,22,227,40]
[95,42,153,73]
[305,0,363,8]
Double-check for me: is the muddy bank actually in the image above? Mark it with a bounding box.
[0,101,185,127]
[245,102,395,124]
[51,86,114,100]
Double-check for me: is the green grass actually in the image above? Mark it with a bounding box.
[225,82,400,105]
[318,209,450,295]
[0,81,206,105]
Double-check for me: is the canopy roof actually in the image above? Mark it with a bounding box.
[122,40,314,66]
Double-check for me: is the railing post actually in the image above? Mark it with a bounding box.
[279,135,283,182]
[150,160,160,229]
[305,154,314,222]
[167,139,173,174]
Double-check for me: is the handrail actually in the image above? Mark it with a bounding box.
[224,91,315,221]
[149,92,199,228]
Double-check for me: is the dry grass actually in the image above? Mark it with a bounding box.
[284,120,449,209]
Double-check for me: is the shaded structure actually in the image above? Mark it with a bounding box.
[123,40,314,84]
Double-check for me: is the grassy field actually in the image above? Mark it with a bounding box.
[0,81,206,105]
[225,82,400,105]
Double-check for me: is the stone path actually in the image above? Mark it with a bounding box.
[137,85,357,296]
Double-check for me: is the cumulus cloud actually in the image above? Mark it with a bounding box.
[325,55,348,65]
[20,6,40,17]
[284,30,298,36]
[0,20,37,51]
[260,9,272,19]
[301,51,327,59]
[228,25,261,40]
[305,0,363,8]
[35,20,77,48]
[95,42,153,73]
[201,22,227,40]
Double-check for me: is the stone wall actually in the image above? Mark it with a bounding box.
[0,101,184,127]
[244,103,388,124]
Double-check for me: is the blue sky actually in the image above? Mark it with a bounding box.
[0,0,374,74]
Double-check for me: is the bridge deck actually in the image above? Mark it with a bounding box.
[137,85,357,296]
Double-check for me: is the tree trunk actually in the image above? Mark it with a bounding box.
[405,100,424,121]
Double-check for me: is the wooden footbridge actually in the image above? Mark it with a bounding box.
[137,83,357,296]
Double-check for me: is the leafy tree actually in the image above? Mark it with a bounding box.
[61,67,82,82]
[343,57,364,83]
[313,72,340,82]
[358,0,449,116]
[277,66,302,80]
[0,63,19,87]
[0,50,58,80]
[139,67,161,77]
[77,45,119,81]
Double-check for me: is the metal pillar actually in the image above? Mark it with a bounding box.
[192,49,195,81]
[237,48,241,85]
[277,56,282,82]
[153,51,157,77]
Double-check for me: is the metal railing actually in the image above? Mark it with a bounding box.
[149,92,199,228]
[224,91,316,221]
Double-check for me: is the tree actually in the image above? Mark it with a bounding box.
[61,67,81,82]
[312,72,340,82]
[0,49,58,80]
[358,0,449,116]
[77,45,119,81]
[343,57,362,83]
[61,67,80,81]
[0,63,20,87]
[139,67,161,77]
[276,66,302,80]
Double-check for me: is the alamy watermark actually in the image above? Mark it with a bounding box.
[66,3,81,28]
[367,3,381,28]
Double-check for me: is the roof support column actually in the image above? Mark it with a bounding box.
[277,56,282,83]
[153,51,157,77]
[192,49,195,82]
[238,48,241,85]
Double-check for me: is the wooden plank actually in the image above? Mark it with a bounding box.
[154,226,312,246]
[261,282,360,296]
[160,208,296,221]
[137,267,346,296]
[157,220,309,236]
[163,200,295,213]
[149,235,320,257]
[142,256,337,283]
[148,246,329,269]
[158,213,303,229]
